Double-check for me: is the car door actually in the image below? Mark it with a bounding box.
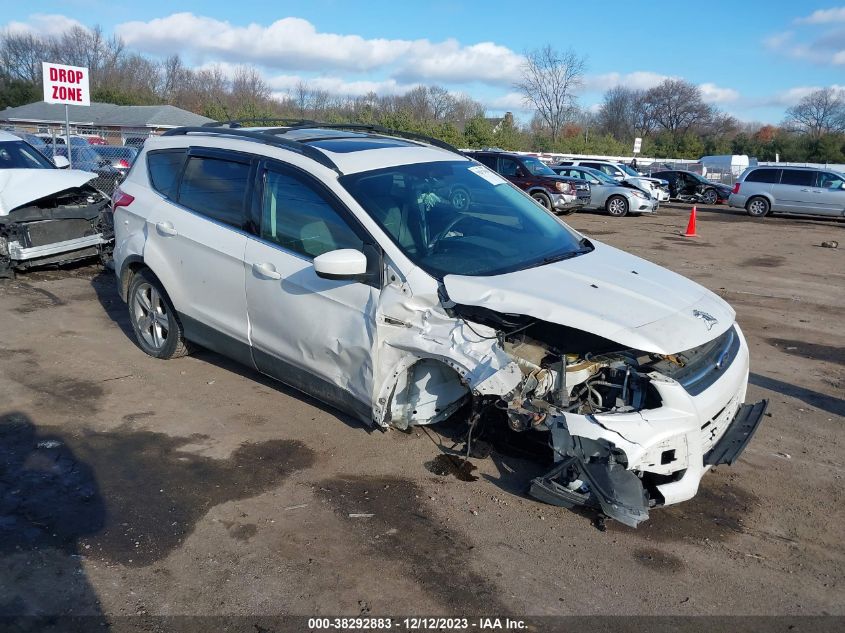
[497,156,529,190]
[814,171,845,216]
[142,147,253,365]
[570,168,605,207]
[773,169,816,213]
[243,161,380,420]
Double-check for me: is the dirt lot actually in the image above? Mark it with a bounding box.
[1,202,843,624]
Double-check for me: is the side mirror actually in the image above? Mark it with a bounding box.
[313,249,367,281]
[53,155,70,169]
[590,179,600,185]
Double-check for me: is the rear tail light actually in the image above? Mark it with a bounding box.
[118,158,130,168]
[111,188,134,213]
[732,182,740,194]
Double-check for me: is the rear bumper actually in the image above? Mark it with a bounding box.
[728,193,748,208]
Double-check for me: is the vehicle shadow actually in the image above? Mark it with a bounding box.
[89,270,373,434]
[749,373,844,417]
[0,412,109,632]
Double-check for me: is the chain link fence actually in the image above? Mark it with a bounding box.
[2,124,154,196]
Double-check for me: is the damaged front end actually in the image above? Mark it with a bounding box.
[0,183,112,278]
[426,302,766,528]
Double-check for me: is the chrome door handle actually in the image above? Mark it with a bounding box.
[155,221,177,236]
[252,262,282,280]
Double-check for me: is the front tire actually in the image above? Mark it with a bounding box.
[606,195,629,217]
[532,192,552,210]
[746,196,770,217]
[127,269,189,359]
[702,188,718,205]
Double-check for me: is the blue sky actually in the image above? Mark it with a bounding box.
[4,0,844,123]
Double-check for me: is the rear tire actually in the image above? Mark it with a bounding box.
[702,188,718,205]
[127,269,189,359]
[746,196,770,217]
[606,195,629,217]
[532,192,552,210]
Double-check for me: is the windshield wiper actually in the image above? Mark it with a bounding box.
[541,248,590,265]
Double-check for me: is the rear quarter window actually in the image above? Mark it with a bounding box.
[745,168,781,184]
[147,150,186,199]
[178,155,251,229]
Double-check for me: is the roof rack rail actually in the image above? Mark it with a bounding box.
[161,126,339,172]
[202,118,319,129]
[283,122,463,155]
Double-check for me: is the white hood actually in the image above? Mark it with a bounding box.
[0,169,98,216]
[443,241,735,355]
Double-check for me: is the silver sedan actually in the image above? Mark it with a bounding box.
[551,165,658,217]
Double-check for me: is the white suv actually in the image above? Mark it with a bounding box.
[112,123,766,527]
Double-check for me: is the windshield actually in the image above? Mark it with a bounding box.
[582,167,618,185]
[0,140,56,169]
[340,160,590,278]
[522,156,556,176]
[619,164,640,177]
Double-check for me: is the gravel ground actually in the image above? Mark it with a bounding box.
[0,202,842,625]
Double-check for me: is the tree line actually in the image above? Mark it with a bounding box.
[1,25,843,162]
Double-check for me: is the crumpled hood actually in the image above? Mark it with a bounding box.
[443,241,735,355]
[0,169,98,216]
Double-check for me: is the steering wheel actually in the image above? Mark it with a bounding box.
[427,214,476,254]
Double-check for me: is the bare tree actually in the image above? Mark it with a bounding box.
[784,87,845,137]
[0,31,51,82]
[642,79,714,135]
[514,46,585,142]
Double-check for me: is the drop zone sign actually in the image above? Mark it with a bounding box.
[42,62,90,106]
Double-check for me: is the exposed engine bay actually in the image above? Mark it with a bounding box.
[437,302,759,529]
[0,184,112,278]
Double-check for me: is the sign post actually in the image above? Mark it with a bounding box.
[42,62,90,169]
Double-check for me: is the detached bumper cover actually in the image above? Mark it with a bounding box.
[704,399,768,466]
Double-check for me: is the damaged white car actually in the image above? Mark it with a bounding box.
[0,131,113,278]
[113,123,767,527]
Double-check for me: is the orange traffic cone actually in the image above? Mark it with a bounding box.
[682,206,698,237]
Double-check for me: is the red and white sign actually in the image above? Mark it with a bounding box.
[42,62,90,106]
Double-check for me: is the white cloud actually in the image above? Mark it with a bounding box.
[699,83,740,104]
[5,13,85,36]
[761,84,845,107]
[767,12,845,65]
[397,41,523,84]
[268,75,418,97]
[115,12,522,86]
[486,92,528,111]
[581,71,672,92]
[795,7,845,24]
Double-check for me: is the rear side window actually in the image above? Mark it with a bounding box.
[147,150,185,199]
[471,154,497,169]
[745,168,780,184]
[178,156,250,228]
[779,170,815,186]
